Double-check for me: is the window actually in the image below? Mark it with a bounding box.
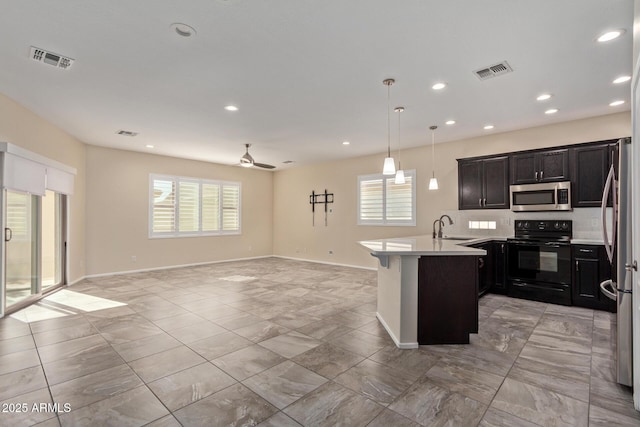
[357,170,416,226]
[149,174,241,238]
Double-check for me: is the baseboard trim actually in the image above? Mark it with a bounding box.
[81,255,273,280]
[376,312,419,349]
[273,255,376,271]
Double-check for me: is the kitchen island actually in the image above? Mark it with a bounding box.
[359,236,485,348]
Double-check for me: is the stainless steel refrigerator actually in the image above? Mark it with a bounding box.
[600,137,633,387]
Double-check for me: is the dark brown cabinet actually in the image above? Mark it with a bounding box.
[469,242,494,296]
[493,241,507,294]
[418,255,479,344]
[570,143,610,207]
[458,156,509,210]
[510,149,569,184]
[571,245,615,311]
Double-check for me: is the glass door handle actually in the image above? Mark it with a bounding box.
[4,227,11,242]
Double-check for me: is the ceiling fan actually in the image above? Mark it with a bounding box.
[240,144,275,169]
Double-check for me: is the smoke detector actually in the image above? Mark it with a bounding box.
[30,46,74,70]
[473,61,513,81]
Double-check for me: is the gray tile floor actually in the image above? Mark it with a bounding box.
[0,257,638,426]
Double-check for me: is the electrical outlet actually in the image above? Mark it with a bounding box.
[328,250,333,255]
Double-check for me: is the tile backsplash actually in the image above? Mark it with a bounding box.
[438,207,611,241]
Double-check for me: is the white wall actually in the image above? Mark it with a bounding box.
[84,145,273,276]
[0,93,86,283]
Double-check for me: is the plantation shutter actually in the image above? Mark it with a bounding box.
[152,178,176,233]
[178,180,200,232]
[386,174,413,221]
[358,177,383,224]
[221,183,240,232]
[202,183,220,232]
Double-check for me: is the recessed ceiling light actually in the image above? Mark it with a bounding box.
[545,108,559,115]
[445,120,456,125]
[224,105,239,111]
[613,75,631,84]
[597,30,624,43]
[484,125,494,130]
[536,93,552,101]
[432,82,447,90]
[145,144,154,149]
[170,23,197,37]
[609,100,625,107]
[342,141,350,145]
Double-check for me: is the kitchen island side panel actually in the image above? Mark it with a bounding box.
[376,255,419,348]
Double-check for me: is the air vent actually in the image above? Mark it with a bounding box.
[282,160,294,164]
[30,46,74,70]
[116,130,138,137]
[473,61,513,80]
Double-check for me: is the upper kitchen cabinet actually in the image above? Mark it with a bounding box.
[458,156,509,210]
[570,141,615,207]
[510,149,569,184]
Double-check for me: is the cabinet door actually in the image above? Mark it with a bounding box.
[574,257,600,302]
[493,242,507,293]
[510,153,537,184]
[483,156,509,208]
[571,144,609,207]
[538,149,569,182]
[458,159,483,209]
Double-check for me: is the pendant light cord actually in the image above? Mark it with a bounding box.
[431,125,437,178]
[397,109,401,168]
[387,83,391,157]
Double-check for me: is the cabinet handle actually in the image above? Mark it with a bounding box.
[540,170,544,180]
[479,198,482,207]
[501,243,505,254]
[483,198,487,206]
[576,260,579,272]
[479,258,485,269]
[535,171,538,181]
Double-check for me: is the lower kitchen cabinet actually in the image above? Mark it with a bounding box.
[418,255,479,344]
[571,245,615,312]
[492,241,507,294]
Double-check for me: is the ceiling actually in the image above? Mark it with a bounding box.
[0,0,633,170]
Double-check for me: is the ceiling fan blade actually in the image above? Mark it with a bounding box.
[253,162,276,169]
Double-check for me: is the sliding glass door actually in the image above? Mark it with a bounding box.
[5,190,37,307]
[3,189,66,313]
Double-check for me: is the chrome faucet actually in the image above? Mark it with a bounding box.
[432,219,443,238]
[437,214,454,238]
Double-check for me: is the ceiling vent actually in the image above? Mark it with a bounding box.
[282,160,294,164]
[473,61,513,81]
[30,46,74,70]
[116,130,138,137]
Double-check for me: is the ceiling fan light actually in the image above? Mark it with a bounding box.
[429,177,439,190]
[383,157,396,175]
[394,169,406,184]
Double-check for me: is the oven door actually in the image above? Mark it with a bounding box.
[507,240,571,284]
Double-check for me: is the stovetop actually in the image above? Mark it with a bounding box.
[512,219,572,241]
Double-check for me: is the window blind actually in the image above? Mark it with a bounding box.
[357,170,416,226]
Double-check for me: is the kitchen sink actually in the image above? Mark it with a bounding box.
[440,236,471,241]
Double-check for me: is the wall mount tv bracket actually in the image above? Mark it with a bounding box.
[309,189,334,226]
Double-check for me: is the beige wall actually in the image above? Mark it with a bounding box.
[85,145,273,275]
[273,112,631,269]
[0,93,86,283]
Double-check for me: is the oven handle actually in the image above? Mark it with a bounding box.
[508,241,569,247]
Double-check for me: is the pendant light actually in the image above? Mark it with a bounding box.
[382,79,396,175]
[394,106,405,184]
[428,125,439,190]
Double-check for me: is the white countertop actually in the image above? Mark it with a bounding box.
[358,235,486,257]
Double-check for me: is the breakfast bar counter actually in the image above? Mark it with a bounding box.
[359,236,485,348]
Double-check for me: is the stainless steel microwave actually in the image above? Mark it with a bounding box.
[510,181,572,212]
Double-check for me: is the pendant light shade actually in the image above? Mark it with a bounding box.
[382,79,396,175]
[429,125,439,191]
[394,106,405,184]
